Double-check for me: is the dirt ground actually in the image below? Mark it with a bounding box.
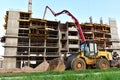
[0,58,66,73]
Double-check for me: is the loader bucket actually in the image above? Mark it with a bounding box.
[48,58,66,71]
[34,61,49,72]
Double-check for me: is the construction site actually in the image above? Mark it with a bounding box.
[0,0,120,72]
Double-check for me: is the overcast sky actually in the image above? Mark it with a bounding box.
[0,0,120,55]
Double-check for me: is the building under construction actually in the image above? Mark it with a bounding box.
[1,0,120,69]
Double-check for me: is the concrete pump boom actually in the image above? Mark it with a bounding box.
[43,6,86,43]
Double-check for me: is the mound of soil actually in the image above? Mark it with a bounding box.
[34,61,49,72]
[21,66,33,72]
[48,58,65,71]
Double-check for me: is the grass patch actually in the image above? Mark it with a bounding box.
[0,68,120,80]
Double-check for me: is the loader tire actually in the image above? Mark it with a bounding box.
[96,58,110,69]
[65,54,77,69]
[71,58,86,70]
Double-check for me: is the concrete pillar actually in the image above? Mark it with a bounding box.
[3,58,16,69]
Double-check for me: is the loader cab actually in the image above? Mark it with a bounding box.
[80,41,98,58]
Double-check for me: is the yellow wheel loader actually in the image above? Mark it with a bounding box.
[66,41,113,70]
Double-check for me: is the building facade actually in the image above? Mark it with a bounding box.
[1,10,120,69]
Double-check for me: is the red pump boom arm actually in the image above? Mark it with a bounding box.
[43,6,86,43]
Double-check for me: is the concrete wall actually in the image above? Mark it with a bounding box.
[4,48,17,56]
[3,11,19,69]
[4,58,16,69]
[6,11,19,35]
[6,38,18,46]
[109,19,119,40]
[5,38,17,56]
[109,19,120,55]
